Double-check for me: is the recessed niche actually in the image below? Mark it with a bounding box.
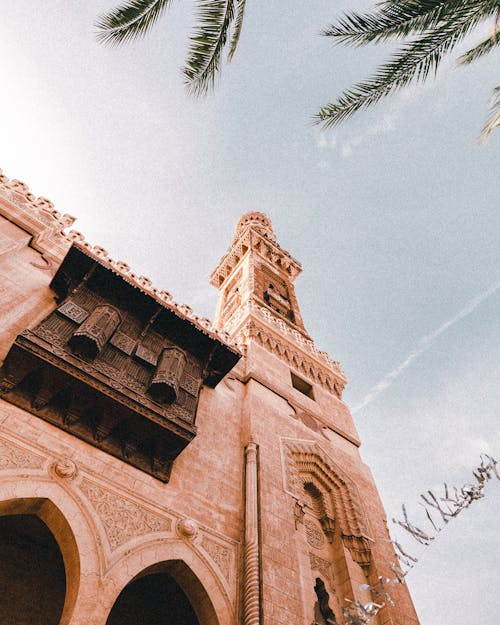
[291,372,315,400]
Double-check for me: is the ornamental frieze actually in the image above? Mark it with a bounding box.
[79,478,172,550]
[0,438,45,470]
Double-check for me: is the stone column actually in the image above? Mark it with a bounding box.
[244,441,260,625]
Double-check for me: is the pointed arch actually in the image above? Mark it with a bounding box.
[0,497,80,625]
[283,439,372,570]
[100,539,234,625]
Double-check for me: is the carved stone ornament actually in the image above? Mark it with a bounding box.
[309,553,333,583]
[52,458,77,479]
[236,317,345,398]
[341,534,372,571]
[176,518,198,540]
[79,479,172,550]
[320,514,336,544]
[305,518,325,549]
[294,500,306,529]
[201,536,231,582]
[283,439,372,572]
[0,439,44,470]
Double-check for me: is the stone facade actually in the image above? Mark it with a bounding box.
[0,171,420,625]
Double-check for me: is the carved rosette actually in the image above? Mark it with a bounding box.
[176,518,198,539]
[52,458,78,479]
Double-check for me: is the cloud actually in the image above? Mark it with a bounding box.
[352,278,500,414]
[315,131,337,150]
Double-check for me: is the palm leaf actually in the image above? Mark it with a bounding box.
[458,32,500,64]
[323,0,450,46]
[322,0,493,47]
[228,0,247,62]
[96,0,174,45]
[479,85,500,142]
[183,0,236,95]
[316,3,497,128]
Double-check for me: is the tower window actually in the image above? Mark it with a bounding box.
[291,372,315,400]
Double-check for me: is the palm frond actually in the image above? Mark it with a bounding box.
[228,0,247,62]
[315,4,496,128]
[96,0,174,45]
[479,85,500,142]
[458,33,500,64]
[322,0,495,47]
[322,0,448,46]
[183,0,236,95]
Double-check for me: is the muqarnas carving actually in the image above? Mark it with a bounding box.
[0,243,240,481]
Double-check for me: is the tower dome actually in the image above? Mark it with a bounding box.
[233,211,276,243]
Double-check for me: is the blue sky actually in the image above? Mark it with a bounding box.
[1,2,499,623]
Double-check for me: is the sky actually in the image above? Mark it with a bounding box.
[1,2,499,623]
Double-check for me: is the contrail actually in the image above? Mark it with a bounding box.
[352,278,500,414]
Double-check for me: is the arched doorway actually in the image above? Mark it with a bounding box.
[106,559,224,625]
[106,571,200,625]
[0,497,80,625]
[0,513,66,625]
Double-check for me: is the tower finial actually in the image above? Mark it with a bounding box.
[233,211,276,244]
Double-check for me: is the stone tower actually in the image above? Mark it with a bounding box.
[0,173,420,625]
[210,211,420,625]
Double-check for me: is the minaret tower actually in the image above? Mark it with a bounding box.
[211,211,346,400]
[211,212,420,625]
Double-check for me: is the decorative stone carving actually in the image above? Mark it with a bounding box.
[79,479,171,550]
[305,518,325,549]
[0,439,44,470]
[201,536,231,581]
[341,534,372,571]
[283,439,372,571]
[177,518,198,539]
[52,458,77,479]
[320,515,336,544]
[294,500,306,528]
[237,318,345,397]
[309,554,332,582]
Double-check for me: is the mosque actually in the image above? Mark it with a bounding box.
[0,169,420,624]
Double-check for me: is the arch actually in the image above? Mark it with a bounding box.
[0,478,102,625]
[106,561,215,625]
[0,497,80,625]
[284,440,372,570]
[99,540,233,625]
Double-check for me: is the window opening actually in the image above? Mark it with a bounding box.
[291,372,315,400]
